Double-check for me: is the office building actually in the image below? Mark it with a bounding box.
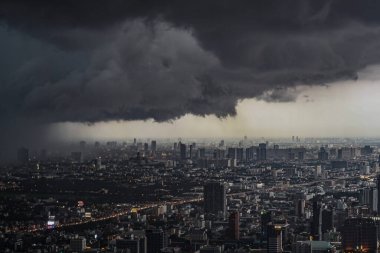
[70,237,86,252]
[321,208,334,234]
[294,241,334,253]
[267,223,283,253]
[151,140,156,154]
[318,147,329,161]
[257,143,267,161]
[204,182,226,217]
[295,199,305,217]
[146,229,167,253]
[311,197,322,240]
[180,143,187,160]
[377,174,380,214]
[246,146,255,161]
[228,211,240,240]
[261,211,272,241]
[199,148,206,158]
[342,218,377,253]
[189,144,193,159]
[227,148,236,159]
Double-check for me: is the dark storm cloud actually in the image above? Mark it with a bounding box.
[1,0,380,126]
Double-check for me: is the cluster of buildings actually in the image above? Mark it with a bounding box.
[2,137,380,252]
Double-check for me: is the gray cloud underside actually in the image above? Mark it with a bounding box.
[1,0,380,125]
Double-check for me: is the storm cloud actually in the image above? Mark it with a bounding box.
[1,0,380,140]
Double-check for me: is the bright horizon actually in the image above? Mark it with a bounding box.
[49,65,380,141]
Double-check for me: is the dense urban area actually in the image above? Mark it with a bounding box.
[1,137,380,253]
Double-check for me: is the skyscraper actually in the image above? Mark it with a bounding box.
[371,188,378,213]
[236,148,244,161]
[180,142,187,160]
[116,235,147,253]
[257,143,267,161]
[204,182,226,217]
[311,197,322,240]
[228,211,240,240]
[321,208,334,234]
[267,223,283,253]
[146,229,167,253]
[261,211,272,241]
[342,218,377,253]
[318,147,329,161]
[151,140,156,154]
[295,199,305,217]
[377,174,380,214]
[199,148,206,158]
[227,147,236,159]
[246,146,254,161]
[189,144,193,159]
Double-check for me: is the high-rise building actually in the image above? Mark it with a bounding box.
[338,147,352,160]
[96,157,102,170]
[295,199,305,217]
[322,208,334,234]
[261,211,272,241]
[151,140,157,154]
[371,188,378,213]
[146,229,167,253]
[360,187,372,205]
[311,197,322,240]
[298,150,305,161]
[180,143,187,160]
[199,148,206,158]
[361,145,373,156]
[116,236,147,253]
[267,223,283,253]
[236,148,244,161]
[17,147,29,164]
[70,237,86,252]
[257,143,267,161]
[377,174,380,214]
[213,149,225,160]
[318,147,329,161]
[315,165,322,178]
[246,146,255,161]
[227,148,236,159]
[294,241,334,253]
[204,182,226,217]
[189,144,193,159]
[342,218,377,253]
[228,211,240,240]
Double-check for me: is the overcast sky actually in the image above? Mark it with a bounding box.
[2,0,380,153]
[50,65,380,140]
